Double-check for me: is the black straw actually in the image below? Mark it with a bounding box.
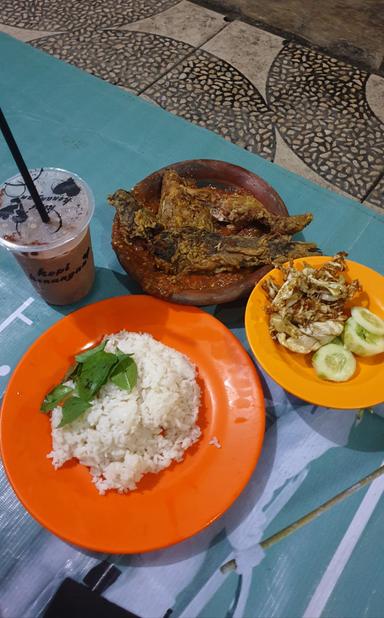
[0,107,50,223]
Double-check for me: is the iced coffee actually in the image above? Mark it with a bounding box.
[0,168,95,305]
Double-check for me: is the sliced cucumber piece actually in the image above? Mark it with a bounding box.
[351,306,384,336]
[312,343,356,382]
[343,317,384,357]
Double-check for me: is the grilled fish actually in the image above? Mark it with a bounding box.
[152,228,319,274]
[158,169,312,235]
[109,189,319,275]
[159,169,214,231]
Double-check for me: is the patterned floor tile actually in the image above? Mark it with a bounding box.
[31,30,192,92]
[0,23,55,42]
[145,48,276,159]
[1,0,383,206]
[124,0,225,47]
[200,22,384,199]
[202,20,283,99]
[366,74,384,124]
[267,42,384,199]
[192,0,384,73]
[0,0,180,31]
[273,133,357,199]
[364,176,384,210]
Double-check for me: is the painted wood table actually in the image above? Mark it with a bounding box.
[0,33,384,618]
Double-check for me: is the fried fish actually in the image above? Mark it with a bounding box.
[109,189,319,275]
[151,228,319,274]
[158,169,312,236]
[158,169,214,231]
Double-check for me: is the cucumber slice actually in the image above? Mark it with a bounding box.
[312,343,356,382]
[351,306,384,336]
[343,317,384,357]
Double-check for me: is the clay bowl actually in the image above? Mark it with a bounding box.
[116,159,288,306]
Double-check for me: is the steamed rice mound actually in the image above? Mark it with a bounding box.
[49,331,201,494]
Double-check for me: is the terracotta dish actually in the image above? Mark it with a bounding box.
[113,159,289,305]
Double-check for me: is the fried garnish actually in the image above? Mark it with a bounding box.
[263,253,361,353]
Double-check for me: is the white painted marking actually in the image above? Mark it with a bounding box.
[0,365,11,377]
[178,563,231,618]
[0,297,34,334]
[233,570,253,618]
[170,411,355,618]
[303,466,384,618]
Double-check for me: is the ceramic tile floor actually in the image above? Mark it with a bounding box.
[0,0,383,211]
[194,0,384,74]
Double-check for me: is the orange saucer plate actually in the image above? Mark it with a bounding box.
[1,296,265,554]
[245,256,384,410]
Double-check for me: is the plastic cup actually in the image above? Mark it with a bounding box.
[0,167,95,305]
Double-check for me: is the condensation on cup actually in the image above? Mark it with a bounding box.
[0,167,96,305]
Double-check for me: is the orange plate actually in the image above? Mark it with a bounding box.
[245,256,384,410]
[1,296,265,553]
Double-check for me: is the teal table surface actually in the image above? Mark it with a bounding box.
[0,33,384,618]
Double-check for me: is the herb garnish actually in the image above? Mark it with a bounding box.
[77,350,118,401]
[75,341,106,363]
[41,340,138,427]
[41,384,73,412]
[110,355,137,391]
[59,396,91,427]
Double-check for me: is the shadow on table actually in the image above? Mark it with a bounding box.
[213,297,247,330]
[115,437,278,570]
[290,393,384,453]
[53,267,143,317]
[116,410,278,569]
[66,401,277,574]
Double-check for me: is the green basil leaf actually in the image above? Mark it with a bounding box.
[75,341,106,363]
[110,355,133,375]
[63,361,81,382]
[41,384,73,412]
[110,356,137,392]
[77,350,118,400]
[59,396,91,427]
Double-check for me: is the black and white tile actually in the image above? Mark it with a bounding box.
[365,176,384,210]
[267,42,384,199]
[0,0,383,209]
[0,0,180,31]
[146,49,276,159]
[123,0,225,47]
[32,30,192,92]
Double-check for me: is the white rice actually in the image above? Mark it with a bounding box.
[209,436,221,449]
[48,331,201,494]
